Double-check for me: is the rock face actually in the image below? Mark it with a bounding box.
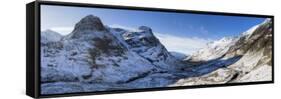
[226,19,272,59]
[73,15,106,32]
[67,15,107,39]
[172,19,273,86]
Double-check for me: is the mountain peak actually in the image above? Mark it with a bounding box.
[42,29,61,37]
[41,29,62,43]
[44,29,57,33]
[138,26,152,33]
[73,15,106,32]
[262,18,272,24]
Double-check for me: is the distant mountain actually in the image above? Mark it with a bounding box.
[41,29,62,44]
[170,51,188,60]
[189,36,238,62]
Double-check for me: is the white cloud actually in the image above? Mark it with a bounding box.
[109,24,141,32]
[155,33,212,55]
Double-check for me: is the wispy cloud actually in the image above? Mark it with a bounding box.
[155,33,212,55]
[109,24,141,32]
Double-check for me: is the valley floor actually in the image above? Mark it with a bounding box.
[41,55,244,94]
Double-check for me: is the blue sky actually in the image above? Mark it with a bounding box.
[41,5,265,55]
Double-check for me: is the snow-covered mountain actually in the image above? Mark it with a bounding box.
[109,26,183,70]
[41,29,62,44]
[171,19,273,86]
[189,19,271,62]
[189,36,238,61]
[40,15,272,94]
[224,18,272,82]
[41,15,185,94]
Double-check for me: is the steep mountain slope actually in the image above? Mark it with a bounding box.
[225,19,272,82]
[109,26,184,70]
[171,19,272,86]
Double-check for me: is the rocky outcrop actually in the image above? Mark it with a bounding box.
[73,15,106,32]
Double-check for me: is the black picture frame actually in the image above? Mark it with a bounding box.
[26,0,274,98]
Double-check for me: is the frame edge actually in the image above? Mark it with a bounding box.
[32,0,275,98]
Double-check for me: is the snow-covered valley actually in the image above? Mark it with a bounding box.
[40,15,273,94]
